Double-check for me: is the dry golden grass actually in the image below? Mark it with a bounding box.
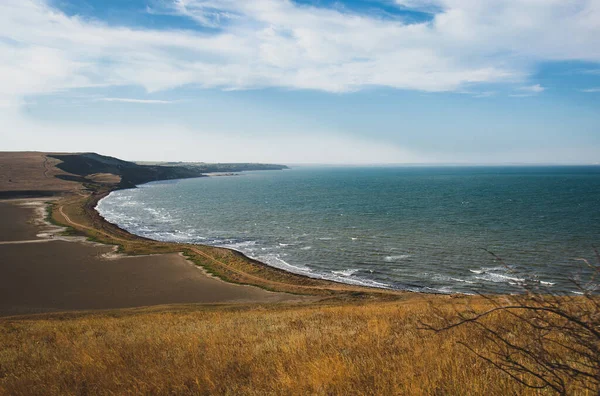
[85,173,121,185]
[0,152,81,194]
[0,298,551,396]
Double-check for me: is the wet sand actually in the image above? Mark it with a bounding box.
[0,201,303,316]
[0,201,44,241]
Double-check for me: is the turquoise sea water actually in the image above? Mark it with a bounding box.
[97,166,600,294]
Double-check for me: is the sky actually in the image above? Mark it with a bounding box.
[1,0,600,164]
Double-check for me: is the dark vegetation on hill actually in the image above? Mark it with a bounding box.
[50,153,288,188]
[137,161,290,172]
[50,153,205,188]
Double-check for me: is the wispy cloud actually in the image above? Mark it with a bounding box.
[517,84,545,93]
[580,87,600,93]
[473,91,497,98]
[0,0,599,103]
[98,98,176,104]
[457,90,497,98]
[581,69,600,75]
[508,84,545,97]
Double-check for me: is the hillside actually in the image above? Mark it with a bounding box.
[136,161,289,173]
[49,153,206,188]
[0,152,289,198]
[0,152,82,198]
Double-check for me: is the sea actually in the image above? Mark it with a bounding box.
[96,166,600,294]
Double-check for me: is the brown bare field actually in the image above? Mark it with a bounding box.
[0,200,309,316]
[85,173,121,185]
[0,239,305,316]
[0,152,81,196]
[0,201,43,241]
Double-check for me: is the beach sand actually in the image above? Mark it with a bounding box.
[0,201,303,316]
[0,201,44,241]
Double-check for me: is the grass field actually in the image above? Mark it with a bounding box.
[0,299,539,395]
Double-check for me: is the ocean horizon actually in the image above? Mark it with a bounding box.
[97,165,600,294]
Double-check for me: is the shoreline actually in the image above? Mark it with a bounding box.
[0,196,320,317]
[95,185,400,292]
[53,183,407,298]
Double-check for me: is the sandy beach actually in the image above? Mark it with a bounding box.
[0,201,44,241]
[0,200,304,316]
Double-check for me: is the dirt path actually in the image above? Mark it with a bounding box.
[42,155,50,179]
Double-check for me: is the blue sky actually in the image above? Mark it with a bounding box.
[1,0,599,164]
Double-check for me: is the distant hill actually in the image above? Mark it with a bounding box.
[50,153,288,189]
[49,153,206,188]
[0,152,289,198]
[136,161,289,173]
[0,152,83,198]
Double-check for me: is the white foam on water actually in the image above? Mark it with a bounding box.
[467,265,536,286]
[143,207,179,224]
[475,273,525,284]
[257,254,312,273]
[152,231,194,242]
[422,286,454,294]
[240,248,391,290]
[450,277,475,284]
[222,240,257,248]
[332,268,360,277]
[325,274,391,289]
[384,255,411,262]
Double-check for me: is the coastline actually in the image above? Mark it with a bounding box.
[95,184,404,292]
[0,151,408,306]
[57,183,407,298]
[0,197,315,317]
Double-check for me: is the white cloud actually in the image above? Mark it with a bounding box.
[508,93,535,97]
[580,87,600,93]
[98,98,176,104]
[1,0,598,103]
[582,69,600,75]
[472,91,496,98]
[515,84,545,94]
